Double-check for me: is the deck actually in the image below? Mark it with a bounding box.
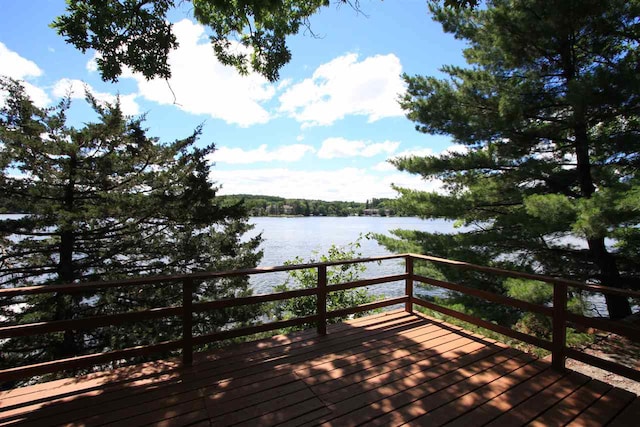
[1,310,639,426]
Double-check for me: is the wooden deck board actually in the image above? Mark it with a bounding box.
[1,310,638,427]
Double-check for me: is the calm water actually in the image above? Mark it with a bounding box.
[245,216,608,315]
[245,216,458,297]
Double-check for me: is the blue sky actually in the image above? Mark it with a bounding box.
[0,0,469,202]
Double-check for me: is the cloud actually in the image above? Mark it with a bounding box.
[371,161,397,172]
[212,167,444,202]
[278,53,405,127]
[389,144,468,161]
[0,42,51,107]
[52,78,140,116]
[111,19,275,127]
[208,144,315,164]
[317,137,400,159]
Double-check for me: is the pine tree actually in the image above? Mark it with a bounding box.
[378,0,640,320]
[0,78,262,374]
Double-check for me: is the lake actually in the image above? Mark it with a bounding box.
[245,216,459,297]
[246,216,608,316]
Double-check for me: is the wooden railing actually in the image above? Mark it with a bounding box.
[1,253,639,384]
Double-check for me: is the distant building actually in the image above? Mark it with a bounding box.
[282,204,294,215]
[265,204,278,215]
[363,208,379,216]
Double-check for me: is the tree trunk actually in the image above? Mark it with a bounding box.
[574,116,631,319]
[55,153,79,358]
[588,237,632,319]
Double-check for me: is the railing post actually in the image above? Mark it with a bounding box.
[317,265,327,336]
[405,255,414,313]
[552,282,567,371]
[182,278,194,366]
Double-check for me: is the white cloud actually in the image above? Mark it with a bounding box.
[278,53,405,127]
[296,134,304,142]
[372,161,397,172]
[52,78,140,116]
[389,143,468,161]
[115,19,275,127]
[317,137,399,159]
[0,42,42,80]
[208,144,315,164]
[212,167,444,202]
[0,42,51,107]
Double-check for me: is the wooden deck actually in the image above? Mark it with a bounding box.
[1,310,638,426]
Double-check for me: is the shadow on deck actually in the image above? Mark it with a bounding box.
[1,310,639,426]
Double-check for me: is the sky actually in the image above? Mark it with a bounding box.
[0,0,470,202]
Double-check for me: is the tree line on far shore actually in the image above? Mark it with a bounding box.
[219,195,398,217]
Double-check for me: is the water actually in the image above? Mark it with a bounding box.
[245,216,459,297]
[245,216,609,316]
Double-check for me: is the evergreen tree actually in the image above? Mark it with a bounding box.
[0,78,262,374]
[378,0,640,320]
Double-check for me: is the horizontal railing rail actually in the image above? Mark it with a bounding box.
[1,252,639,385]
[409,253,640,381]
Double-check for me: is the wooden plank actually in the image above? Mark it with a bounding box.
[0,254,406,297]
[414,297,553,350]
[192,287,317,312]
[608,397,640,427]
[100,399,209,427]
[327,274,408,293]
[191,309,410,365]
[405,255,414,313]
[566,312,640,341]
[181,316,429,400]
[0,358,180,403]
[182,278,194,366]
[205,374,308,422]
[193,314,426,379]
[317,348,519,427]
[552,282,567,370]
[2,312,407,417]
[484,371,591,427]
[209,383,318,426]
[566,387,637,426]
[316,339,490,402]
[0,306,182,338]
[326,296,407,318]
[566,348,640,382]
[406,359,549,427]
[0,371,185,424]
[527,379,612,426]
[368,353,536,426]
[444,368,564,427]
[414,274,553,316]
[296,325,452,386]
[233,396,327,427]
[0,339,183,383]
[2,312,418,422]
[317,265,327,335]
[192,315,319,345]
[409,253,640,299]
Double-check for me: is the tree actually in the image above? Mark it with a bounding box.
[272,240,379,324]
[0,78,262,376]
[378,0,640,320]
[52,0,480,83]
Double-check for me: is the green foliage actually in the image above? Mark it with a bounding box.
[220,194,398,217]
[380,0,640,320]
[0,79,261,382]
[52,1,481,83]
[272,239,380,325]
